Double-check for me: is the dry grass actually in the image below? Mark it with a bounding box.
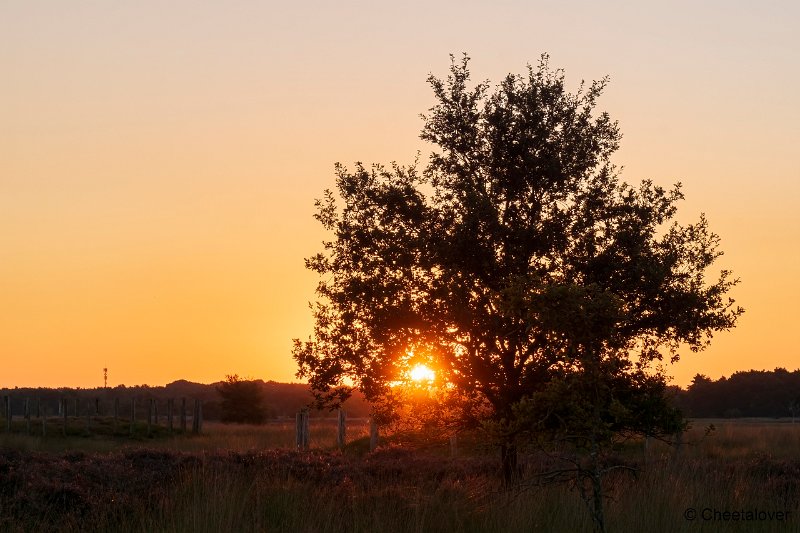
[1,419,800,532]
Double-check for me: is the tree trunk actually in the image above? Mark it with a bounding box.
[589,461,607,533]
[500,442,518,486]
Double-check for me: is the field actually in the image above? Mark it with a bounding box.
[2,419,800,532]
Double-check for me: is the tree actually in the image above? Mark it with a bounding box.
[216,375,268,424]
[293,54,742,527]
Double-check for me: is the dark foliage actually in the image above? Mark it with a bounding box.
[0,447,498,532]
[293,54,742,437]
[0,381,371,422]
[679,368,800,418]
[216,374,269,424]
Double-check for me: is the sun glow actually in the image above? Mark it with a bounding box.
[409,364,435,383]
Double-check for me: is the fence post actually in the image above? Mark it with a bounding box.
[337,409,346,450]
[168,399,174,432]
[295,411,301,450]
[95,398,100,416]
[369,418,379,452]
[25,398,31,434]
[295,409,309,451]
[302,409,308,449]
[192,399,200,434]
[130,398,136,437]
[3,394,11,433]
[4,396,10,432]
[147,399,153,436]
[180,398,187,432]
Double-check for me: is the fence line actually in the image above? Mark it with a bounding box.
[0,395,204,438]
[290,409,390,454]
[1,395,413,455]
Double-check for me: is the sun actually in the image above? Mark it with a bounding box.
[409,364,435,383]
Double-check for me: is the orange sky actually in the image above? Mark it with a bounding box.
[2,2,798,389]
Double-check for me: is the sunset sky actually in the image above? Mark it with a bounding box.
[2,1,798,389]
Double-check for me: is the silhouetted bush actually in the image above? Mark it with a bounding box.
[216,375,269,424]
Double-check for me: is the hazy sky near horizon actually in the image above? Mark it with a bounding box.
[2,1,798,388]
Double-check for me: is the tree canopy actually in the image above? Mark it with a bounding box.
[216,374,268,425]
[681,369,800,418]
[293,54,742,439]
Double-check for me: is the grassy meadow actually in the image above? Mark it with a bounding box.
[1,419,800,532]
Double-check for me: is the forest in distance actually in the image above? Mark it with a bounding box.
[3,368,800,422]
[0,379,371,422]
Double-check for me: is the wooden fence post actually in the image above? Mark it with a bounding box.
[302,409,308,449]
[25,398,31,435]
[168,399,174,432]
[295,409,309,451]
[95,398,100,416]
[130,398,136,437]
[192,399,200,434]
[369,418,379,452]
[295,412,301,449]
[337,409,346,450]
[147,399,153,436]
[4,396,10,432]
[180,398,187,432]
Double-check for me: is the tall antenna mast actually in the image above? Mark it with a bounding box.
[103,367,108,388]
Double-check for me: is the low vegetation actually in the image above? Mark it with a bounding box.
[1,420,798,532]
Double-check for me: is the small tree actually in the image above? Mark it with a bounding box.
[216,375,268,424]
[293,54,742,529]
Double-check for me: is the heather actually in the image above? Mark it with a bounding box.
[1,421,799,532]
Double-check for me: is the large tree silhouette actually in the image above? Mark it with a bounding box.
[293,55,742,509]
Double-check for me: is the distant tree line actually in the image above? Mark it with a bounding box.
[676,368,800,418]
[7,369,800,422]
[0,380,371,422]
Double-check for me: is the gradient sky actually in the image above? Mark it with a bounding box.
[2,1,798,388]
